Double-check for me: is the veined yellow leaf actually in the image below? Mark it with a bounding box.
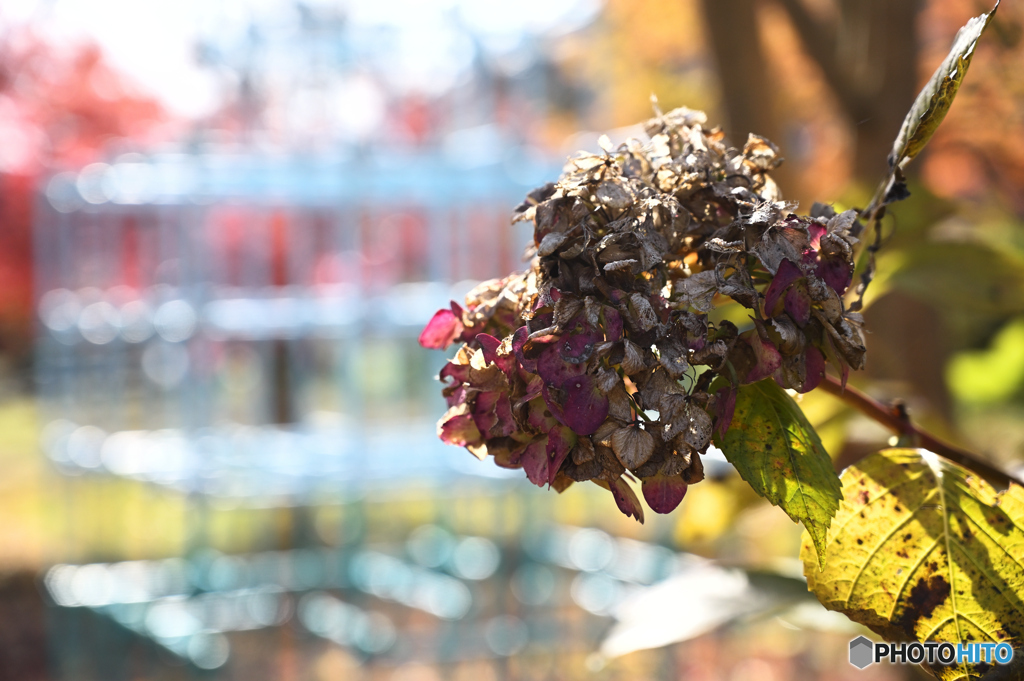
[802,448,1024,680]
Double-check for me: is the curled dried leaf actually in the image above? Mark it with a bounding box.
[622,339,647,375]
[629,293,659,331]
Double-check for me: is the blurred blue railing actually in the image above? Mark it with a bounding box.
[34,150,559,500]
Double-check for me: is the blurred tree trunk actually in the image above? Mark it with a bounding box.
[701,0,922,184]
[772,0,922,183]
[698,0,798,195]
[698,0,779,145]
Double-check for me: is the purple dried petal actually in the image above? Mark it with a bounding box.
[439,413,482,447]
[642,473,688,514]
[546,426,577,485]
[519,428,579,487]
[600,307,622,342]
[714,386,737,439]
[493,392,515,436]
[444,384,469,408]
[521,437,550,487]
[560,374,610,435]
[800,345,826,393]
[419,308,464,350]
[784,280,812,326]
[526,395,560,432]
[472,391,500,436]
[530,312,554,332]
[537,343,586,386]
[439,360,471,386]
[472,391,516,438]
[649,294,670,324]
[744,331,782,384]
[609,288,629,305]
[476,333,501,365]
[540,383,567,426]
[763,258,802,316]
[513,326,539,373]
[517,375,544,407]
[817,257,853,296]
[607,477,644,523]
[476,332,515,376]
[560,326,601,364]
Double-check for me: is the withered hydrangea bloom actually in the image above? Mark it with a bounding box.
[419,105,866,522]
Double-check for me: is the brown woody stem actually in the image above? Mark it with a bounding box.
[818,374,1021,489]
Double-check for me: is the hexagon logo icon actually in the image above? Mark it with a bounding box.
[849,636,874,669]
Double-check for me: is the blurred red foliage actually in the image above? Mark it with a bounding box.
[0,31,168,359]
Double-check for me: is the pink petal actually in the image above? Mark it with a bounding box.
[472,391,500,435]
[642,473,688,514]
[517,375,544,406]
[419,308,464,350]
[514,326,557,375]
[560,374,609,435]
[476,333,515,376]
[763,258,802,316]
[744,331,782,384]
[807,223,826,252]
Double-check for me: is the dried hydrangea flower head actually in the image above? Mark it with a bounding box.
[419,105,865,522]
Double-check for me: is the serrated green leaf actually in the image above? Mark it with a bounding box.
[715,379,841,568]
[889,1,999,171]
[801,448,1024,681]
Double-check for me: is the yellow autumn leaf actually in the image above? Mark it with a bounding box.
[801,448,1024,681]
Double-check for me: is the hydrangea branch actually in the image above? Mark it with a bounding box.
[818,374,1021,489]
